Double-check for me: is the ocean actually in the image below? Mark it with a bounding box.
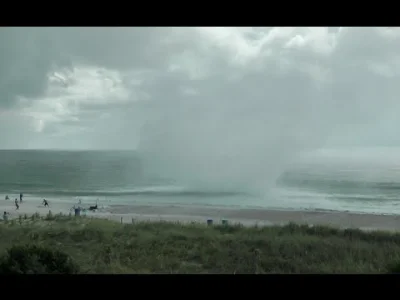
[1,149,400,215]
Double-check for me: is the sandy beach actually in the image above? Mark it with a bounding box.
[1,196,400,232]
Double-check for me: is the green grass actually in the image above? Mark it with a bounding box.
[1,212,400,273]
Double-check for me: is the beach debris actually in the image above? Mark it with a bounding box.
[207,219,213,226]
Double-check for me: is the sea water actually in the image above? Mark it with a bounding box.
[1,148,400,215]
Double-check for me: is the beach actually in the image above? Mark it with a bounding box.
[2,196,400,232]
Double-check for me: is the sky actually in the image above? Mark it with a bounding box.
[1,27,400,167]
[1,27,400,151]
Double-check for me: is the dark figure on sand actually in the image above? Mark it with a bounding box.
[89,204,98,211]
[3,211,9,221]
[19,193,23,203]
[5,195,9,200]
[42,199,49,207]
[15,199,19,210]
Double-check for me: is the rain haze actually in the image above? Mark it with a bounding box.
[1,27,400,215]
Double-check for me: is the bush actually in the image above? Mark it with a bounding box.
[45,211,54,221]
[0,244,80,274]
[387,261,400,273]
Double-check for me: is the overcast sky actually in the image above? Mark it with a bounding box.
[1,27,400,154]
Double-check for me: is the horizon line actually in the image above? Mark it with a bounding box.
[0,148,138,151]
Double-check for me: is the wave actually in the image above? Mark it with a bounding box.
[3,185,248,198]
[280,176,400,192]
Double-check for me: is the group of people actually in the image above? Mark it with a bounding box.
[2,193,99,221]
[4,193,49,210]
[4,193,24,210]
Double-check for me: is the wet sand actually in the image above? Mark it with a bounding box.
[1,198,400,231]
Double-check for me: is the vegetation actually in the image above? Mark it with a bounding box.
[0,244,79,274]
[0,212,400,273]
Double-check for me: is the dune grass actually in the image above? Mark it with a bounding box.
[0,212,400,273]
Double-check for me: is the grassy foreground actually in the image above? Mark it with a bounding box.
[1,213,400,273]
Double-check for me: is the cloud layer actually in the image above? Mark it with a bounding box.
[1,27,400,189]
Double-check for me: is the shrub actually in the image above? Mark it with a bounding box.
[387,261,400,273]
[45,211,54,221]
[0,244,80,274]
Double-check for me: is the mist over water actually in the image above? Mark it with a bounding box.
[136,74,331,195]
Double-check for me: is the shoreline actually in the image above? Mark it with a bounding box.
[1,198,400,232]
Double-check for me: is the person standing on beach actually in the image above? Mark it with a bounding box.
[5,195,9,200]
[15,198,19,210]
[19,193,23,203]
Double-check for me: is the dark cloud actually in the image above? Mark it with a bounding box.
[0,28,57,107]
[0,27,177,108]
[1,27,400,158]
